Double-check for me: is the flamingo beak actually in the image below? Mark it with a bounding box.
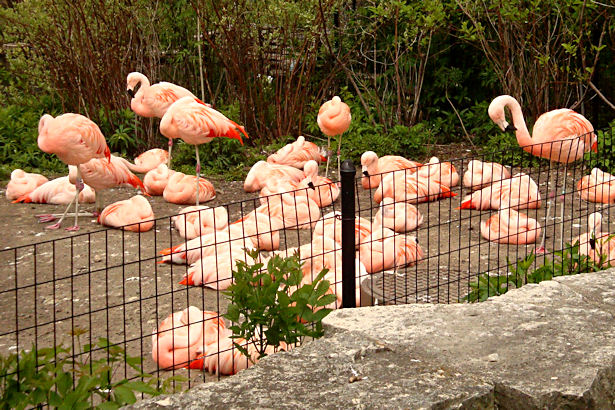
[362,171,369,176]
[505,124,517,133]
[127,89,135,98]
[179,273,194,286]
[589,237,596,250]
[308,182,316,190]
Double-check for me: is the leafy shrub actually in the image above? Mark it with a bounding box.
[0,330,176,409]
[584,122,615,174]
[224,251,336,360]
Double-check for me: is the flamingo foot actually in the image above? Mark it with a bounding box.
[548,191,555,199]
[65,225,80,232]
[535,245,546,255]
[46,222,62,230]
[37,214,57,223]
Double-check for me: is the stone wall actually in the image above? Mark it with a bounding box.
[129,269,615,409]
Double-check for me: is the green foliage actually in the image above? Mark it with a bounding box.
[584,122,615,175]
[464,241,604,303]
[0,331,176,409]
[224,251,336,361]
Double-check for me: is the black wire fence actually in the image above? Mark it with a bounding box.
[1,128,614,405]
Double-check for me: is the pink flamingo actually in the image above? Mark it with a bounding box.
[259,179,306,205]
[261,193,321,230]
[317,96,351,177]
[299,235,342,279]
[360,151,422,189]
[480,208,541,244]
[573,212,615,267]
[36,113,110,230]
[13,176,95,205]
[359,227,423,273]
[458,173,541,211]
[488,94,596,251]
[322,259,369,309]
[415,157,459,188]
[97,195,154,232]
[173,205,229,240]
[133,148,169,173]
[244,161,305,193]
[298,160,340,207]
[267,136,326,169]
[127,72,197,169]
[160,229,239,265]
[5,169,48,200]
[162,171,216,205]
[374,171,457,204]
[577,168,615,204]
[373,197,423,233]
[160,96,247,206]
[462,160,511,191]
[143,164,174,196]
[229,210,284,251]
[151,306,225,370]
[70,155,147,214]
[312,211,372,248]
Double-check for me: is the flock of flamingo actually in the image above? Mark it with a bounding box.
[4,71,612,375]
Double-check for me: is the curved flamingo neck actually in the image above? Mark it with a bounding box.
[499,97,531,147]
[134,73,151,99]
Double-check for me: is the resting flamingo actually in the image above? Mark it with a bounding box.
[173,205,228,240]
[577,168,615,204]
[573,212,615,267]
[297,160,340,207]
[462,160,511,191]
[162,171,216,205]
[415,157,459,188]
[317,96,351,178]
[160,96,248,206]
[133,148,169,173]
[488,94,596,251]
[36,113,110,230]
[267,136,325,169]
[480,208,541,244]
[160,229,241,265]
[229,209,284,251]
[259,179,306,205]
[458,173,541,211]
[360,151,421,189]
[127,72,196,168]
[244,161,305,193]
[260,193,321,230]
[6,169,48,200]
[97,195,155,232]
[12,176,95,205]
[312,211,372,248]
[373,197,423,233]
[358,227,423,273]
[374,171,456,204]
[143,164,174,196]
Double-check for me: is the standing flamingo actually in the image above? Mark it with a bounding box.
[160,96,248,206]
[126,72,197,169]
[317,96,351,178]
[36,113,110,230]
[488,95,596,251]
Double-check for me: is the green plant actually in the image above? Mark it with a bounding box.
[0,330,176,409]
[224,250,336,361]
[464,241,604,303]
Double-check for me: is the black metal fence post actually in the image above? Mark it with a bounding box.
[340,159,356,308]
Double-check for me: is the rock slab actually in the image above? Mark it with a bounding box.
[129,269,615,409]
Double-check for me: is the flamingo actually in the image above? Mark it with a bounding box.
[244,161,305,193]
[36,113,110,230]
[462,160,511,191]
[373,197,423,233]
[358,227,423,274]
[317,96,351,178]
[360,151,422,189]
[5,169,48,200]
[162,171,216,205]
[488,94,596,251]
[573,212,615,267]
[322,259,369,309]
[173,205,229,240]
[126,72,197,169]
[160,229,239,265]
[160,96,247,206]
[70,155,147,214]
[151,306,225,370]
[229,210,284,251]
[260,193,321,230]
[480,208,541,244]
[458,173,541,211]
[414,157,459,188]
[312,211,372,248]
[12,176,95,205]
[259,179,306,205]
[97,195,154,232]
[577,168,615,204]
[374,170,457,204]
[143,164,175,196]
[297,160,340,207]
[133,148,169,173]
[267,136,326,169]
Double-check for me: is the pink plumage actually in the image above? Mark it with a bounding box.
[127,72,196,119]
[360,151,422,189]
[459,173,541,211]
[480,208,541,244]
[143,164,174,196]
[317,96,351,136]
[12,177,95,205]
[133,148,169,173]
[163,172,216,205]
[577,168,615,204]
[5,169,48,200]
[97,195,154,232]
[267,136,325,169]
[244,161,305,193]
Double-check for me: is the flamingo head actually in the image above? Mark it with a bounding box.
[488,95,518,132]
[126,72,147,98]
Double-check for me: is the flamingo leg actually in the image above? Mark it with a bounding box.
[324,136,331,178]
[337,133,343,180]
[537,163,554,253]
[66,167,84,231]
[195,145,201,207]
[559,165,567,250]
[47,167,82,230]
[168,139,173,170]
